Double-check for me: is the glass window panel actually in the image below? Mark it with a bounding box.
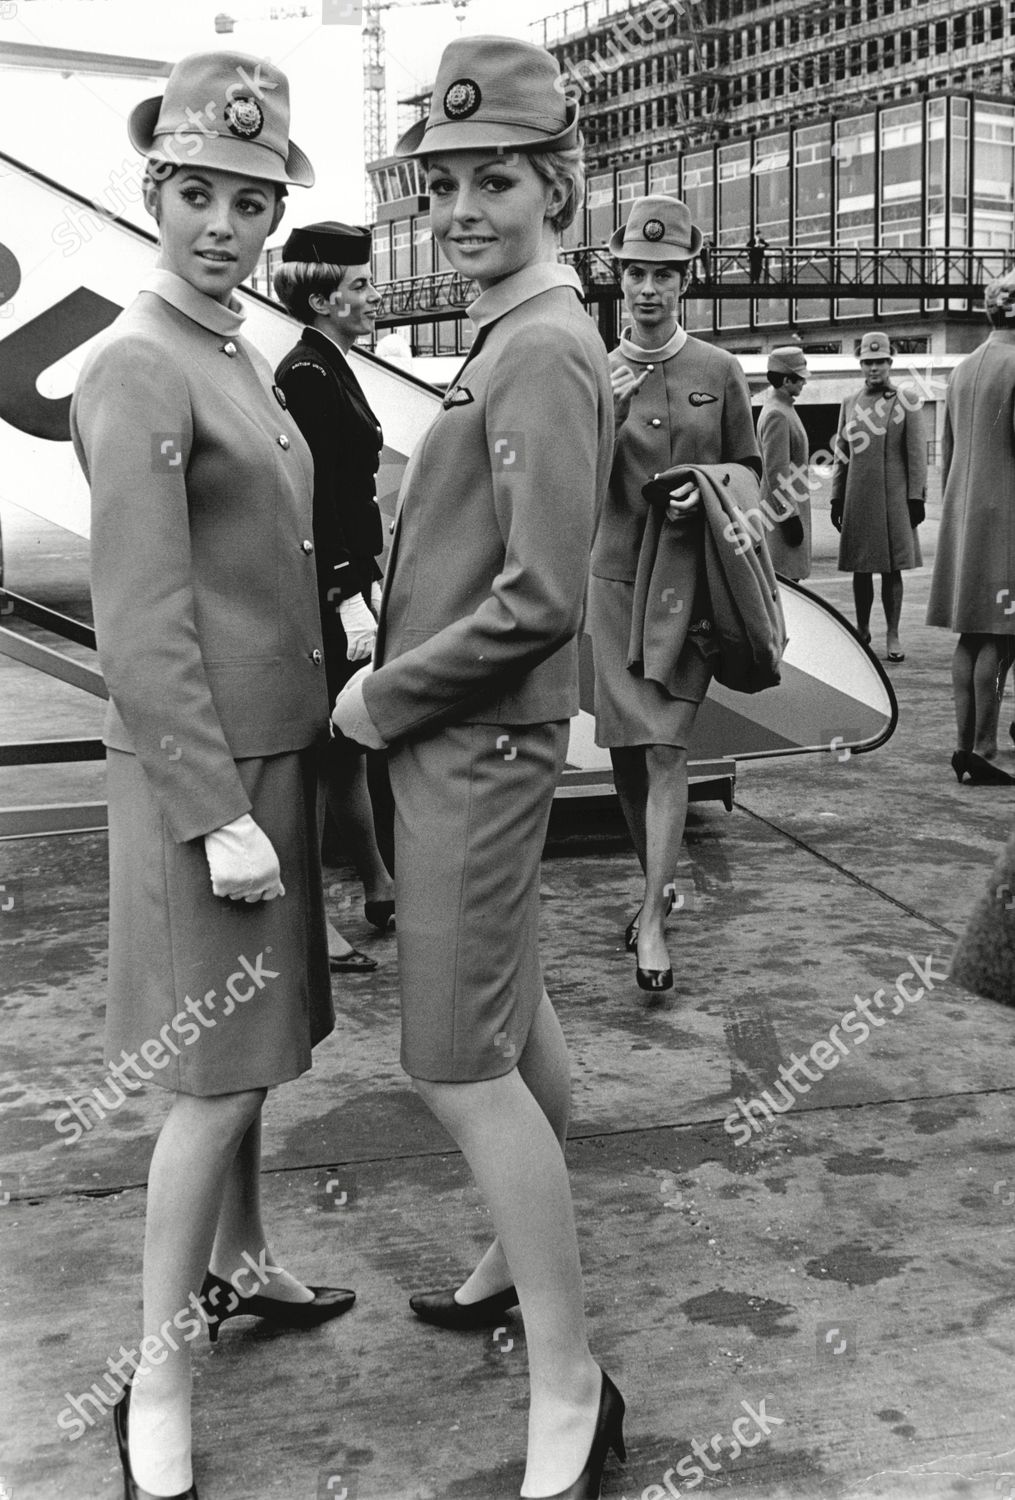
[835,114,876,239]
[682,150,714,244]
[794,121,832,241]
[648,156,680,195]
[392,220,412,279]
[617,165,647,205]
[754,131,790,241]
[588,171,615,248]
[413,220,434,276]
[717,142,751,248]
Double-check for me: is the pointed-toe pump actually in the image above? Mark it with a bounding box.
[114,1382,198,1500]
[625,888,678,952]
[636,964,673,992]
[200,1270,355,1342]
[966,752,1015,786]
[409,1283,519,1330]
[951,750,970,783]
[527,1369,627,1500]
[364,898,395,932]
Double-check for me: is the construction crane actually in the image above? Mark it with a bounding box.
[214,1,471,218]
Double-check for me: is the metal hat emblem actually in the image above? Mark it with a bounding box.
[642,218,666,241]
[443,79,481,120]
[225,97,264,139]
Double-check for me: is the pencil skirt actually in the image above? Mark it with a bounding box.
[388,719,569,1083]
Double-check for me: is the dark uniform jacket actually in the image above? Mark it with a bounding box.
[276,326,384,697]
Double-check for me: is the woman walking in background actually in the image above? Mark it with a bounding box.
[758,345,812,582]
[588,194,760,993]
[333,35,622,1499]
[274,222,396,958]
[71,52,353,1499]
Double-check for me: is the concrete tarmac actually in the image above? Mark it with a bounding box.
[2,489,1015,1500]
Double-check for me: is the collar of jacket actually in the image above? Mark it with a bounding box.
[988,329,1015,345]
[618,323,687,365]
[467,262,583,330]
[303,324,352,366]
[141,269,245,337]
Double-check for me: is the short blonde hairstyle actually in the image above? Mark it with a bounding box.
[527,139,586,234]
[273,261,349,322]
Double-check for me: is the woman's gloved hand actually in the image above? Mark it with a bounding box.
[907,499,926,528]
[370,580,384,616]
[830,503,843,533]
[779,514,805,548]
[205,813,284,903]
[339,593,377,661]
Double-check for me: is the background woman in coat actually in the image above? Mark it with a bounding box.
[70,52,352,1499]
[274,223,396,956]
[830,331,927,662]
[588,194,760,993]
[758,345,811,580]
[333,36,622,1500]
[927,270,1015,784]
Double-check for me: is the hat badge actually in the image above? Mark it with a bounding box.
[642,218,666,242]
[443,78,481,121]
[224,96,264,139]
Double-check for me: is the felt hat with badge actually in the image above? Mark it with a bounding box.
[394,35,579,157]
[609,195,703,262]
[129,50,314,187]
[282,222,372,265]
[768,346,808,378]
[858,331,892,361]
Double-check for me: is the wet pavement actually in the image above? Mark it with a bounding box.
[2,490,1015,1500]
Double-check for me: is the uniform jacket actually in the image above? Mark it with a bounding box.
[830,383,926,573]
[275,326,384,609]
[630,461,786,695]
[757,388,812,582]
[950,819,1015,1006]
[592,325,760,584]
[70,270,329,844]
[927,331,1015,634]
[363,263,614,746]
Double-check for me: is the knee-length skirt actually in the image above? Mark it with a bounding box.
[105,746,334,1096]
[587,575,713,749]
[388,720,569,1083]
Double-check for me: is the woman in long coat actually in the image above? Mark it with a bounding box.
[274,222,397,951]
[70,52,352,1498]
[334,35,624,1498]
[927,271,1015,784]
[587,194,760,993]
[830,331,926,661]
[758,345,812,581]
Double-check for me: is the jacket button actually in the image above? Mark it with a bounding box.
[278,434,290,450]
[722,472,730,484]
[301,539,314,554]
[389,521,396,534]
[649,417,662,428]
[222,341,237,357]
[311,648,323,665]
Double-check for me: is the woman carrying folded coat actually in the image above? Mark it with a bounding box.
[588,193,761,994]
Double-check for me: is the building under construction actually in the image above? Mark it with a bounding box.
[362,0,1015,356]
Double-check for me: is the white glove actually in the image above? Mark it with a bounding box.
[332,664,387,749]
[205,814,285,903]
[339,594,376,662]
[370,580,384,615]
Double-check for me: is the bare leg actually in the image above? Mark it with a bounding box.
[414,1070,601,1496]
[852,572,874,639]
[456,993,571,1304]
[209,1114,314,1303]
[882,570,904,656]
[323,749,394,905]
[952,634,978,753]
[609,746,647,873]
[636,740,692,976]
[128,1089,265,1496]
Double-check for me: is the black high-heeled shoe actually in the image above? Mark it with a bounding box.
[200,1270,355,1342]
[951,750,970,783]
[624,888,678,952]
[966,752,1015,785]
[114,1381,198,1500]
[527,1369,627,1500]
[364,898,395,932]
[636,963,673,992]
[409,1283,519,1330]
